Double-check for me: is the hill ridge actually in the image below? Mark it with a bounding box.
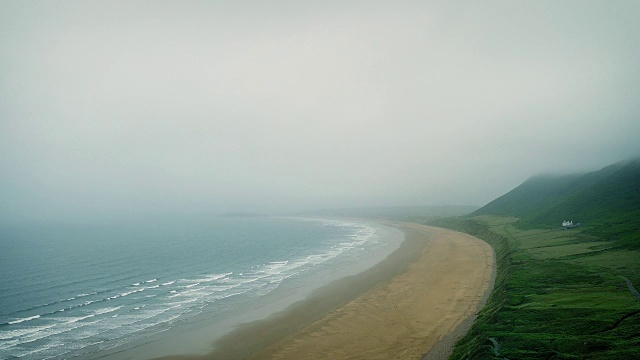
[472,157,640,248]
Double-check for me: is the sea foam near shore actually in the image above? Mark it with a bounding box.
[0,217,403,359]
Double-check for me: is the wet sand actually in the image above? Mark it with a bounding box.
[159,222,495,360]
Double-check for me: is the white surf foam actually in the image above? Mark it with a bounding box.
[7,315,40,325]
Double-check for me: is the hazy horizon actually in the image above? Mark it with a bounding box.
[2,1,640,224]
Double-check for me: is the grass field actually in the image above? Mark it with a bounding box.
[426,215,640,359]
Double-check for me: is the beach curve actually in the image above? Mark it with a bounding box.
[158,222,495,360]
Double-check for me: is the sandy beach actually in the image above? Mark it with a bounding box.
[159,222,494,360]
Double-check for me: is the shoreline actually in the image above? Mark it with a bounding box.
[92,219,404,360]
[157,222,495,360]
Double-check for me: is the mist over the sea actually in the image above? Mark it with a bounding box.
[2,1,640,224]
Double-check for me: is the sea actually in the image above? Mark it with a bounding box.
[0,216,403,359]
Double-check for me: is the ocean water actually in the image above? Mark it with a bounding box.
[0,216,403,359]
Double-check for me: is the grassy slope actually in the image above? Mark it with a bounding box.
[473,158,640,250]
[471,174,587,219]
[473,159,638,224]
[410,159,640,358]
[531,160,640,250]
[427,215,640,359]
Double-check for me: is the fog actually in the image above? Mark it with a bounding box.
[2,1,640,223]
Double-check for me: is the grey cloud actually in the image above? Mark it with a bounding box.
[2,1,640,223]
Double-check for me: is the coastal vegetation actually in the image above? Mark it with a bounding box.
[424,158,640,359]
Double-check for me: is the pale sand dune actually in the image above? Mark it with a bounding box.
[248,223,495,360]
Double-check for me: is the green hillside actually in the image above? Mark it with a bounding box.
[532,159,640,248]
[417,157,640,359]
[473,158,640,248]
[431,215,640,360]
[472,173,585,219]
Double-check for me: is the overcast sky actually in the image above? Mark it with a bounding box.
[2,1,640,223]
